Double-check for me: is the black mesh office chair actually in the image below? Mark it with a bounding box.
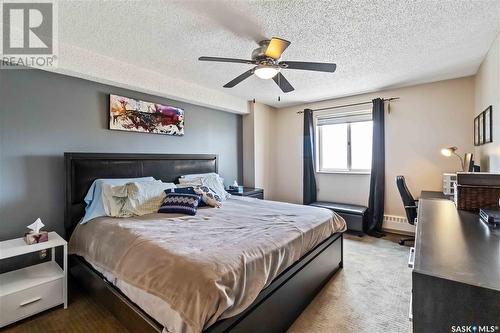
[396,176,417,245]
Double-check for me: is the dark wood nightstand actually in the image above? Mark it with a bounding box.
[227,187,264,199]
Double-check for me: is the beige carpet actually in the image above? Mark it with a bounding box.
[288,233,413,333]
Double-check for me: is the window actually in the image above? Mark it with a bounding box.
[316,110,373,173]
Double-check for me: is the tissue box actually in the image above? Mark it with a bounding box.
[229,185,243,193]
[24,231,48,245]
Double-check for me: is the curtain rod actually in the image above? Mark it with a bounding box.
[296,97,400,114]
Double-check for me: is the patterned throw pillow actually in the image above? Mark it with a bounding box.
[193,186,222,208]
[165,187,206,207]
[158,193,201,216]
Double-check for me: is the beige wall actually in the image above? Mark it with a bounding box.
[270,77,475,231]
[242,102,256,187]
[242,102,277,199]
[253,103,277,198]
[474,33,500,172]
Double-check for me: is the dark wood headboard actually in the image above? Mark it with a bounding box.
[64,153,218,239]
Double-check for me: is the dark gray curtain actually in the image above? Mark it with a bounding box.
[367,98,386,237]
[303,109,317,204]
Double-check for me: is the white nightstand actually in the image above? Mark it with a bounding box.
[0,231,67,327]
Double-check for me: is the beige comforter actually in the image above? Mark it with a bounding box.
[69,197,346,333]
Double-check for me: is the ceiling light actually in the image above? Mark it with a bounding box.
[254,65,280,79]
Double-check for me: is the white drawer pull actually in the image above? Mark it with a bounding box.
[408,247,415,268]
[20,297,42,307]
[409,294,413,322]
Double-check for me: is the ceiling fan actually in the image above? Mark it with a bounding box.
[199,37,337,93]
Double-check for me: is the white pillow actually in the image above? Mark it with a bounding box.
[81,177,155,223]
[102,181,159,217]
[121,181,177,216]
[181,173,218,180]
[102,183,129,217]
[179,173,230,200]
[102,181,175,217]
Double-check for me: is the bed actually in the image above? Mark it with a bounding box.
[65,153,345,333]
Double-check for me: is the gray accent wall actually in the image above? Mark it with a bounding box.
[0,69,243,241]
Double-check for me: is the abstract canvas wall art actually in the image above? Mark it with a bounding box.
[109,94,184,136]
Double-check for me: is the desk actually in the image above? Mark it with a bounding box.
[411,194,500,332]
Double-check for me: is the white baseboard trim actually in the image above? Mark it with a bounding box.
[382,215,415,235]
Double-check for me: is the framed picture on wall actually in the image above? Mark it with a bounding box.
[474,105,493,146]
[478,112,484,144]
[484,106,492,144]
[109,94,184,136]
[474,116,480,146]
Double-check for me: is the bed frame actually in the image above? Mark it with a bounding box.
[65,153,343,333]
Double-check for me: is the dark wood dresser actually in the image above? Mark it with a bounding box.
[411,192,500,332]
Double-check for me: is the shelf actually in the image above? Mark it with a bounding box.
[0,232,66,260]
[0,262,64,297]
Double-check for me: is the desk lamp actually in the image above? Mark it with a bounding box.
[441,146,465,171]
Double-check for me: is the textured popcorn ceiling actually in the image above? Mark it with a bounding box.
[56,0,499,110]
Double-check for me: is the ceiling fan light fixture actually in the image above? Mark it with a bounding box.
[199,36,336,92]
[254,65,280,79]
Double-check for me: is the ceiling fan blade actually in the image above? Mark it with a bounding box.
[223,69,255,88]
[199,56,255,65]
[273,72,294,93]
[280,61,337,73]
[265,37,291,59]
